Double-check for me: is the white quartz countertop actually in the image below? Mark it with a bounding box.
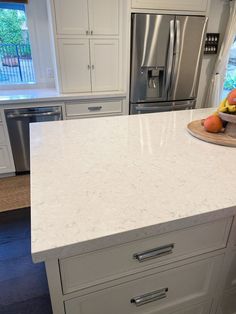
[0,88,126,105]
[31,108,236,262]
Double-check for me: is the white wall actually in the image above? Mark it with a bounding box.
[196,0,229,108]
[27,0,55,88]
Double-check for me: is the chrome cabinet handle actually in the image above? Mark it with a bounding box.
[88,106,102,111]
[86,30,89,35]
[88,65,91,70]
[91,30,93,35]
[133,244,174,262]
[131,288,168,307]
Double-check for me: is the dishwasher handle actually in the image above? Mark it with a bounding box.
[6,111,61,119]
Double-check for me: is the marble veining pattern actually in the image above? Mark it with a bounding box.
[30,109,236,262]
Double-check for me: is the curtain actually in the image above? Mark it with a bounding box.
[206,0,236,107]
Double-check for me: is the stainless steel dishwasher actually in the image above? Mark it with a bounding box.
[5,106,62,173]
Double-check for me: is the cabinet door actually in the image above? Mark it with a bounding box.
[0,146,11,174]
[219,290,236,314]
[58,39,91,93]
[0,124,6,145]
[90,39,119,92]
[88,0,119,35]
[225,251,236,291]
[131,0,208,12]
[54,0,89,35]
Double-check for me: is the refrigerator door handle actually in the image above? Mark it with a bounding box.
[165,20,175,96]
[170,19,181,96]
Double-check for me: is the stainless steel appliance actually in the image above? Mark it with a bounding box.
[5,106,62,173]
[130,14,208,114]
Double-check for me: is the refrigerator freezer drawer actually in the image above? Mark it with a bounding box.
[131,100,195,115]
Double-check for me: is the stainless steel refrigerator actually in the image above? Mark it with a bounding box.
[130,14,208,114]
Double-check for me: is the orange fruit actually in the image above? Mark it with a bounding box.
[203,115,223,133]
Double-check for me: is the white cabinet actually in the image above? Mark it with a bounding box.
[0,124,6,145]
[219,290,236,314]
[225,251,236,291]
[64,256,223,314]
[65,99,123,118]
[0,146,12,174]
[58,39,91,93]
[58,39,119,93]
[131,0,209,12]
[54,0,89,35]
[88,0,119,35]
[45,218,233,314]
[48,0,123,95]
[0,113,15,176]
[90,39,119,91]
[60,218,231,294]
[53,0,119,36]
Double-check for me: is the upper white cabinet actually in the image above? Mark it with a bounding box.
[48,0,123,94]
[54,0,119,36]
[54,0,89,35]
[131,0,209,12]
[58,39,91,93]
[88,0,119,35]
[58,38,119,93]
[90,39,119,92]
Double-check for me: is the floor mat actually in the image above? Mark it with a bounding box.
[0,175,30,213]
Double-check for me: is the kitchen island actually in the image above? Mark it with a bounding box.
[30,108,236,314]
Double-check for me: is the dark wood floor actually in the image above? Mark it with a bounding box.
[0,208,52,314]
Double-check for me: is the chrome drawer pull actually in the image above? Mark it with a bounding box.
[88,106,102,111]
[131,288,168,306]
[133,244,174,262]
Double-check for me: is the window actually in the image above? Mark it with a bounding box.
[222,36,236,99]
[0,2,35,85]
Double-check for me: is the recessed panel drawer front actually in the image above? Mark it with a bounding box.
[220,290,236,314]
[66,100,122,117]
[0,124,6,145]
[225,250,236,290]
[65,255,223,314]
[60,218,232,294]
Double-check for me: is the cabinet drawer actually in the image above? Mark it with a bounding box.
[219,289,236,314]
[0,124,6,145]
[60,217,232,294]
[171,302,211,314]
[225,251,236,290]
[0,146,11,173]
[131,0,208,12]
[65,255,223,314]
[65,100,122,117]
